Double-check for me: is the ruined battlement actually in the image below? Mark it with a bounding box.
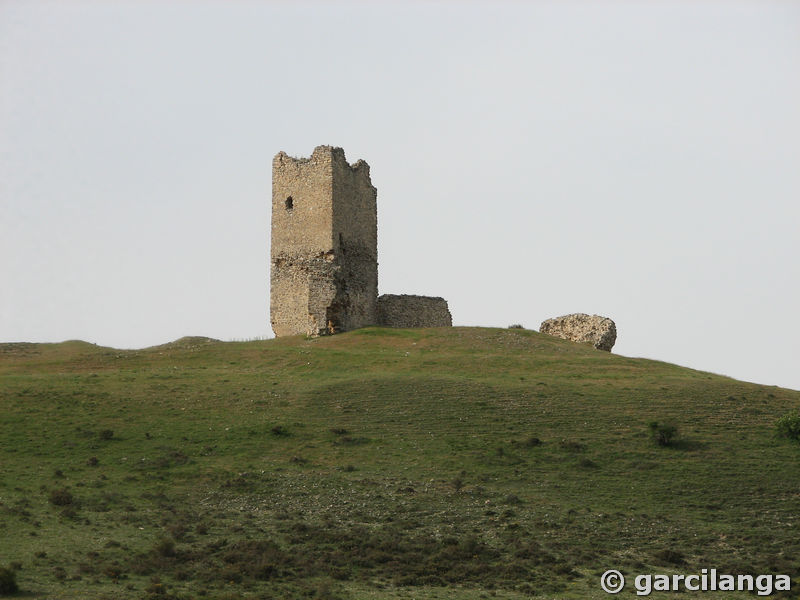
[271,146,376,257]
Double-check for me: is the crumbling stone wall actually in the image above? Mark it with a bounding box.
[271,145,452,337]
[271,146,378,337]
[539,313,617,351]
[331,150,378,331]
[377,295,452,328]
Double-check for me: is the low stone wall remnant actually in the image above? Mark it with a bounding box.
[377,294,452,328]
[539,313,616,351]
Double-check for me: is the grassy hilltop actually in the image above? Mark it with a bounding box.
[1,327,799,599]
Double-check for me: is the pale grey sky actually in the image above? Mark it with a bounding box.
[1,1,798,390]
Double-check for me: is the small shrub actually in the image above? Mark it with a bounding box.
[648,422,678,447]
[103,564,124,579]
[451,477,464,492]
[153,538,176,558]
[60,506,79,520]
[333,436,369,446]
[87,456,99,467]
[49,487,74,506]
[145,576,168,596]
[329,428,349,435]
[314,578,342,600]
[559,440,586,452]
[776,412,800,442]
[166,522,189,541]
[508,324,524,329]
[99,429,114,441]
[654,548,685,565]
[524,436,542,447]
[270,425,289,437]
[0,566,19,594]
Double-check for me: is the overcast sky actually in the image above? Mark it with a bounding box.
[1,1,798,391]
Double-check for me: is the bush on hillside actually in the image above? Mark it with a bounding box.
[0,566,18,595]
[648,422,678,447]
[776,412,800,442]
[48,487,74,506]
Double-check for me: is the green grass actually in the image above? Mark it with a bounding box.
[1,327,799,599]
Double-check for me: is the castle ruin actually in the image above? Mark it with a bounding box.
[270,145,451,337]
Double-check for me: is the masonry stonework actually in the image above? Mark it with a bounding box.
[377,295,452,328]
[271,145,450,337]
[271,146,378,337]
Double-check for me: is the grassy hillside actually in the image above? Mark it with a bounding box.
[1,327,799,599]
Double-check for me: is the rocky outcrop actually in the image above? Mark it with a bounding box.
[377,294,452,328]
[539,313,616,351]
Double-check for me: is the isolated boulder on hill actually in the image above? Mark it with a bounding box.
[539,313,617,352]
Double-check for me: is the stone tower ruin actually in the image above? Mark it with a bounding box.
[271,145,451,337]
[271,146,378,337]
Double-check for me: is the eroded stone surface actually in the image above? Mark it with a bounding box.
[271,146,378,337]
[270,145,452,337]
[539,313,617,351]
[377,295,452,328]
